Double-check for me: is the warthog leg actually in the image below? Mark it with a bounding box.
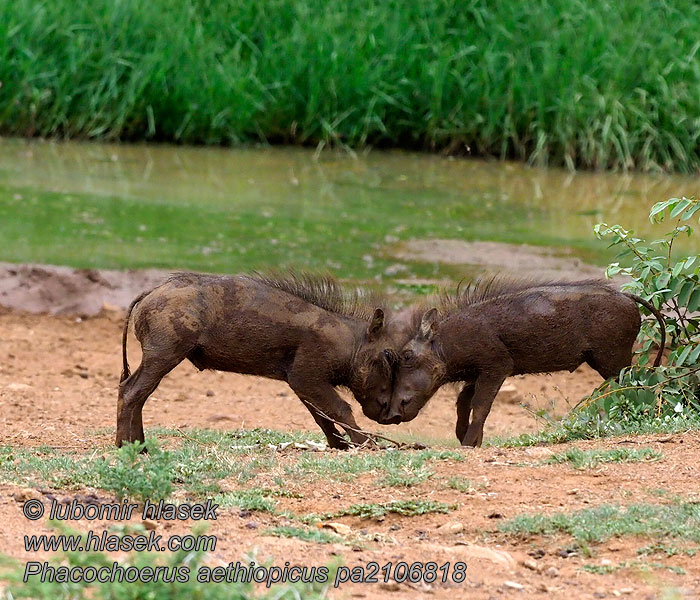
[288,374,368,448]
[461,368,511,448]
[305,405,350,450]
[455,383,475,443]
[116,355,183,446]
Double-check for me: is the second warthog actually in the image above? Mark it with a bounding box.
[118,272,415,449]
[390,279,666,447]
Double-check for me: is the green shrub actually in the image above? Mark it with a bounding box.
[95,439,174,502]
[580,197,700,429]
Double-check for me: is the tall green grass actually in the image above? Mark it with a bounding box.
[2,0,700,171]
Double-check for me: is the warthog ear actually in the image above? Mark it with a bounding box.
[418,308,438,341]
[367,308,385,340]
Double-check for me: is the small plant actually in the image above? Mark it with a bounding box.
[378,468,433,488]
[327,500,453,521]
[446,477,479,493]
[545,448,663,469]
[95,439,174,501]
[215,490,277,513]
[501,502,700,544]
[265,526,342,545]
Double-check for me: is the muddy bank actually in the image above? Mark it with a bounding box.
[0,240,605,315]
[0,263,171,315]
[390,239,603,280]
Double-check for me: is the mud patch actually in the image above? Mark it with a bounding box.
[390,239,603,280]
[0,262,171,315]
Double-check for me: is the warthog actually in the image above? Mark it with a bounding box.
[390,279,666,447]
[117,272,416,449]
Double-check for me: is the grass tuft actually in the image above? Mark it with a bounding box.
[2,1,700,171]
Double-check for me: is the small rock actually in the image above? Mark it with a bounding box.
[238,510,251,518]
[323,522,352,536]
[544,566,559,577]
[379,582,401,592]
[7,383,32,392]
[618,589,633,595]
[488,512,504,519]
[13,488,41,502]
[208,414,233,422]
[455,543,516,569]
[206,390,215,397]
[142,519,157,531]
[496,383,521,404]
[437,521,464,534]
[504,581,524,590]
[523,447,554,459]
[245,522,258,530]
[521,559,540,572]
[101,302,121,313]
[384,264,408,276]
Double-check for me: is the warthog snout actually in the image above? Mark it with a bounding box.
[377,405,403,425]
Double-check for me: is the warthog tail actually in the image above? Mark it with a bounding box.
[625,293,666,367]
[121,291,149,383]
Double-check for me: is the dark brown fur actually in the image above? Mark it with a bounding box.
[117,272,416,449]
[391,278,666,447]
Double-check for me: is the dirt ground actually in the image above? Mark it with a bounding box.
[0,263,698,599]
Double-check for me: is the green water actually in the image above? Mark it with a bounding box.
[0,137,698,290]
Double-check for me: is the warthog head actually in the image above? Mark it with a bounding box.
[390,308,446,421]
[348,308,406,425]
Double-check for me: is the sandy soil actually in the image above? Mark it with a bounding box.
[1,306,699,599]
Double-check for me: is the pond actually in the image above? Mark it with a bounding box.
[0,137,697,292]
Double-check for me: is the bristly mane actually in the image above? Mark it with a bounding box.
[438,275,611,314]
[247,271,381,320]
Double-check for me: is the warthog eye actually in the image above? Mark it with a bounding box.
[402,350,415,362]
[382,349,397,366]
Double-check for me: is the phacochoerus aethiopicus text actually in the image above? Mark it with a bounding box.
[117,272,416,449]
[390,279,666,447]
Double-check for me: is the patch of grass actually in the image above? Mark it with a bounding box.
[215,490,277,513]
[156,427,325,452]
[378,468,433,488]
[4,1,700,171]
[265,526,342,545]
[501,503,700,544]
[96,440,174,501]
[545,447,663,469]
[287,449,463,482]
[488,413,700,448]
[582,561,686,576]
[327,500,453,521]
[446,477,480,493]
[0,433,275,501]
[637,542,699,558]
